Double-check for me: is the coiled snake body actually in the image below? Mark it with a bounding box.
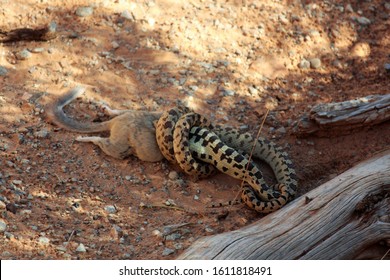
[156,107,298,213]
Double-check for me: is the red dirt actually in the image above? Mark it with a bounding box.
[0,0,389,259]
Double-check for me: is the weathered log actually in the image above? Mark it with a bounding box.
[292,94,390,136]
[178,151,390,259]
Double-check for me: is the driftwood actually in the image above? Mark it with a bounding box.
[292,94,390,136]
[179,150,390,259]
[0,22,57,43]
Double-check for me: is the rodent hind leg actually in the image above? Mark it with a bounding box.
[76,136,133,159]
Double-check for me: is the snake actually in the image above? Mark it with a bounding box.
[155,107,298,213]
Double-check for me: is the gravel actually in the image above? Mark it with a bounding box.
[162,248,175,256]
[16,49,32,60]
[168,171,179,180]
[75,6,93,17]
[0,66,8,76]
[298,58,310,69]
[104,205,117,214]
[0,220,7,232]
[38,237,50,245]
[355,16,371,26]
[309,58,322,69]
[76,243,87,253]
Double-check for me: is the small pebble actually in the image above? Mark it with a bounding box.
[332,60,343,69]
[56,245,67,252]
[248,86,258,95]
[76,243,87,253]
[221,89,235,97]
[104,205,117,214]
[16,49,32,60]
[0,201,6,209]
[384,63,390,73]
[165,233,181,241]
[205,226,214,233]
[345,4,354,13]
[168,171,179,180]
[309,58,321,69]
[2,251,12,258]
[0,66,8,76]
[152,229,163,237]
[4,232,14,239]
[162,248,175,256]
[34,129,49,138]
[30,47,45,53]
[276,126,287,134]
[298,59,310,69]
[356,16,371,26]
[75,6,93,17]
[0,219,7,232]
[38,236,50,245]
[121,10,135,21]
[20,209,32,216]
[111,41,120,49]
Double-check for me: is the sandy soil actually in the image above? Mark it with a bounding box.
[0,0,389,259]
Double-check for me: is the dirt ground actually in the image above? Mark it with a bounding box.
[0,0,389,260]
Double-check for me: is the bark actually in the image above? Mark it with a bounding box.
[179,151,390,259]
[292,94,390,136]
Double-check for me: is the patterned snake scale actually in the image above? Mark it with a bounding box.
[156,107,298,213]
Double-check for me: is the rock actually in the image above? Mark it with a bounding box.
[332,59,343,69]
[278,14,289,24]
[220,88,235,97]
[5,232,15,240]
[205,226,214,233]
[0,66,8,76]
[111,41,120,49]
[248,86,258,95]
[385,63,390,73]
[168,171,179,180]
[16,49,32,60]
[355,16,371,26]
[20,209,32,216]
[56,245,67,252]
[2,251,12,258]
[351,42,370,58]
[152,229,163,237]
[299,58,310,69]
[12,180,22,185]
[30,47,45,53]
[76,243,87,253]
[104,205,117,214]
[0,219,7,232]
[75,6,93,17]
[309,58,321,69]
[121,10,135,21]
[38,236,50,245]
[0,201,6,209]
[165,233,182,241]
[162,248,175,256]
[345,4,354,13]
[34,129,49,138]
[277,126,287,134]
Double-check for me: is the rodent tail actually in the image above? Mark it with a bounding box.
[47,87,111,133]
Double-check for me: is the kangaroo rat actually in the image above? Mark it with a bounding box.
[46,87,164,162]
